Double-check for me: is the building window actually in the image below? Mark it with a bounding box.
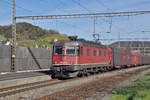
[94,50,96,56]
[99,50,101,56]
[87,49,90,56]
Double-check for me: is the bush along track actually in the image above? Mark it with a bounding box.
[110,72,150,100]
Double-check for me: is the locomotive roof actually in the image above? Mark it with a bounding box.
[54,40,107,49]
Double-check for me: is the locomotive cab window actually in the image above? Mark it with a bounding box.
[54,46,63,55]
[66,46,75,55]
[66,46,79,55]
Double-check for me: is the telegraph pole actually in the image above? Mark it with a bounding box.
[12,0,16,72]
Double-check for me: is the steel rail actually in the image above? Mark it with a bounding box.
[35,66,150,100]
[66,68,147,100]
[0,80,56,93]
[0,80,61,97]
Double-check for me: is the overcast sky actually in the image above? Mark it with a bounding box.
[0,0,150,44]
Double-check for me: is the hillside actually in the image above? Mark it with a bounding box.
[0,22,60,39]
[110,41,150,55]
[0,22,69,48]
[110,41,150,48]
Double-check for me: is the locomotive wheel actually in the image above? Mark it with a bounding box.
[51,74,56,79]
[95,68,99,74]
[104,67,106,71]
[77,71,84,77]
[106,66,112,71]
[83,70,87,76]
[93,69,97,74]
[84,70,90,77]
[86,72,90,76]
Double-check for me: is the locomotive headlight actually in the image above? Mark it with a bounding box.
[55,61,57,64]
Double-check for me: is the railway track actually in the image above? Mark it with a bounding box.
[35,66,150,100]
[0,75,82,98]
[0,79,62,98]
[0,66,149,100]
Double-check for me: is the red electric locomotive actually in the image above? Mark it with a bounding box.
[51,39,150,78]
[51,40,112,78]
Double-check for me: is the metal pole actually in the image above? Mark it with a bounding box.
[142,31,145,55]
[93,18,96,40]
[12,0,16,72]
[143,41,145,55]
[93,17,96,35]
[16,10,150,20]
[118,32,120,48]
[93,17,100,42]
[93,17,96,41]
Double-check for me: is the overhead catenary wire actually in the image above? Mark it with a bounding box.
[100,38,150,40]
[95,0,114,30]
[1,0,39,14]
[95,0,111,11]
[8,0,150,41]
[39,0,71,14]
[71,0,92,13]
[15,10,150,41]
[59,21,91,33]
[57,0,80,14]
[37,0,90,33]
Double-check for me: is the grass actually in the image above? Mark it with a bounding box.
[0,33,6,41]
[110,72,150,100]
[18,40,53,49]
[43,34,69,42]
[0,32,69,49]
[17,34,69,48]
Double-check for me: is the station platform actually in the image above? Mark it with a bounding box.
[0,70,52,88]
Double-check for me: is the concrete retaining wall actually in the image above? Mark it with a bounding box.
[0,44,11,72]
[0,44,52,72]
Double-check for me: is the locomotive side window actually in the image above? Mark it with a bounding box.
[81,47,83,56]
[87,49,90,56]
[55,46,63,55]
[99,50,101,56]
[66,46,76,55]
[77,46,80,55]
[104,50,106,56]
[94,50,96,56]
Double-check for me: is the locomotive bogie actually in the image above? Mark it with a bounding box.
[51,63,110,78]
